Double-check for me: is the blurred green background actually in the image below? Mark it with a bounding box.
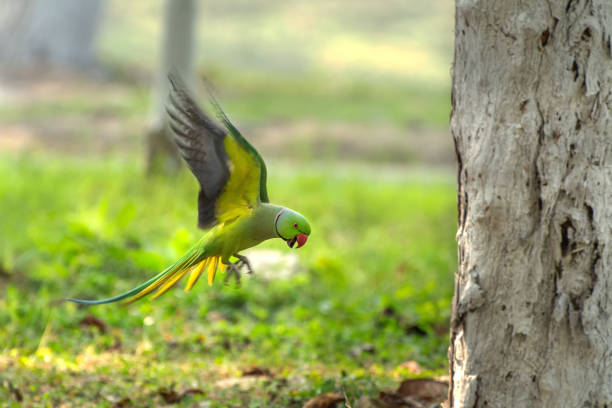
[0,1,456,406]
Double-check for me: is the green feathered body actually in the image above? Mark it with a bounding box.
[210,203,284,262]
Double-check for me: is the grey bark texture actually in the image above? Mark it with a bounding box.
[146,0,197,174]
[0,0,102,73]
[450,0,612,407]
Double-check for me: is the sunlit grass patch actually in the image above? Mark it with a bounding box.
[0,153,455,406]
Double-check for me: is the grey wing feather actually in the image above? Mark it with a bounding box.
[166,74,230,229]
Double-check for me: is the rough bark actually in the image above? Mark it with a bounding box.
[0,0,102,73]
[146,0,197,174]
[450,0,612,407]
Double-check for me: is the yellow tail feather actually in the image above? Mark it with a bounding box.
[123,266,190,305]
[207,257,219,286]
[185,258,209,292]
[151,267,191,300]
[122,255,222,303]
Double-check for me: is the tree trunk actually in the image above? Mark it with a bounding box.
[0,0,102,74]
[450,0,612,407]
[146,0,197,175]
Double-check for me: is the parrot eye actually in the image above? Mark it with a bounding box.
[293,222,298,229]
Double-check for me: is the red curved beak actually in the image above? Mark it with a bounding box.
[296,233,308,248]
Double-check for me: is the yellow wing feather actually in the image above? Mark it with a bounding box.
[215,136,261,224]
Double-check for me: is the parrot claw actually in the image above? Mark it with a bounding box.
[224,263,242,287]
[234,254,254,275]
[223,255,254,287]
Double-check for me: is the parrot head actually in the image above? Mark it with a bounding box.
[275,208,311,249]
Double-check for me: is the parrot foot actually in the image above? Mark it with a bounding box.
[234,254,254,275]
[224,263,242,287]
[222,255,254,287]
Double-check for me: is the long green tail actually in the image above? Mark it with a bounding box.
[66,242,216,306]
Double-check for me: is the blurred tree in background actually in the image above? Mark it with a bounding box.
[146,0,197,175]
[0,0,103,74]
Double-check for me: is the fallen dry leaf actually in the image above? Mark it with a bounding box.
[158,388,180,403]
[303,392,345,408]
[79,315,108,333]
[396,378,448,403]
[379,391,423,407]
[242,366,273,377]
[355,378,448,408]
[158,387,204,403]
[111,397,132,408]
[354,396,388,408]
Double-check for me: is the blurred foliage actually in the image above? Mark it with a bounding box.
[212,70,450,128]
[0,70,448,129]
[0,154,455,406]
[101,0,453,83]
[97,0,452,129]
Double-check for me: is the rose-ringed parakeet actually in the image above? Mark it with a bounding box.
[68,75,311,305]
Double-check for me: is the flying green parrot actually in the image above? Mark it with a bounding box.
[68,75,311,305]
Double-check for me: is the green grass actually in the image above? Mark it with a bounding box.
[0,153,456,407]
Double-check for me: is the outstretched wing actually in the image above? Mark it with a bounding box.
[166,74,269,228]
